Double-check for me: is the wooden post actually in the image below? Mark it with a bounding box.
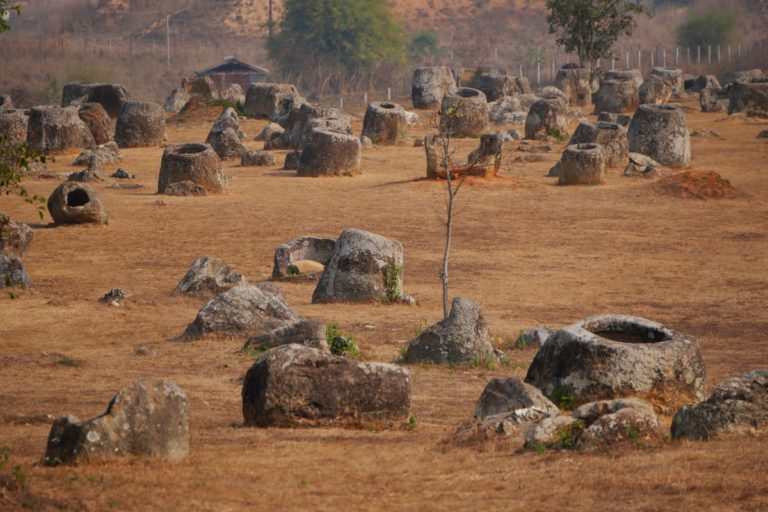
[166,15,170,72]
[537,62,541,85]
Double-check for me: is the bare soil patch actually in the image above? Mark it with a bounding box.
[655,170,740,200]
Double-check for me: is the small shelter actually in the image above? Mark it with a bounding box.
[195,57,270,91]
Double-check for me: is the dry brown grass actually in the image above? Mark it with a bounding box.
[1,98,767,510]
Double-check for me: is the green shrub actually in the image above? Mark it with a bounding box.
[326,323,360,358]
[677,13,737,47]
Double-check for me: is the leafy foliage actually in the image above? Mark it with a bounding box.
[407,30,441,62]
[326,323,360,358]
[546,0,649,70]
[383,262,402,303]
[0,136,47,219]
[268,0,405,80]
[677,12,737,47]
[0,2,22,33]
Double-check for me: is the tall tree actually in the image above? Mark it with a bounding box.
[546,0,649,72]
[0,1,22,33]
[268,0,406,94]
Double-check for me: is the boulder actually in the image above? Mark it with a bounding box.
[221,83,245,105]
[465,131,505,177]
[114,101,165,148]
[722,69,764,85]
[0,254,30,289]
[98,288,125,307]
[555,65,594,106]
[242,345,411,427]
[649,67,684,97]
[297,129,361,177]
[688,74,721,93]
[182,76,219,100]
[283,151,301,170]
[0,93,13,110]
[0,217,33,257]
[312,229,405,303]
[164,88,190,114]
[255,122,283,141]
[671,369,768,440]
[272,236,336,280]
[285,103,352,149]
[557,143,606,186]
[473,378,560,428]
[639,74,675,105]
[27,106,95,153]
[727,78,768,117]
[165,180,208,196]
[73,141,121,166]
[592,78,640,114]
[0,109,29,144]
[273,95,307,130]
[243,319,328,352]
[361,102,408,145]
[44,379,189,464]
[440,88,489,138]
[568,121,628,168]
[404,297,497,364]
[78,102,113,144]
[624,153,662,178]
[471,73,518,102]
[412,66,457,109]
[47,182,108,224]
[700,87,730,113]
[575,398,661,448]
[243,83,300,119]
[157,143,227,195]
[489,96,523,125]
[524,98,568,140]
[604,69,644,89]
[241,150,276,167]
[205,107,247,159]
[182,284,299,339]
[62,83,130,118]
[112,168,135,180]
[627,104,691,167]
[524,415,580,449]
[525,314,706,407]
[515,326,553,348]
[175,256,247,296]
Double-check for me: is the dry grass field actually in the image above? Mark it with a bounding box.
[1,98,767,510]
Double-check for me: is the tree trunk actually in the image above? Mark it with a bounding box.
[441,186,453,320]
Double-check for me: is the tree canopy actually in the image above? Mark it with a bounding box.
[677,12,738,47]
[546,0,649,70]
[0,1,22,33]
[268,0,406,86]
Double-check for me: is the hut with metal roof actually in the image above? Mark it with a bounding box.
[195,57,270,92]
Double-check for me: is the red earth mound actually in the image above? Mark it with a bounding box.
[655,170,739,200]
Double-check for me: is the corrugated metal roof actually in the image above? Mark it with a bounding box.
[196,57,270,76]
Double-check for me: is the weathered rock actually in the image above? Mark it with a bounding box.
[557,143,605,185]
[650,67,684,96]
[241,150,276,167]
[243,83,300,119]
[221,83,245,105]
[473,378,560,428]
[182,76,219,100]
[555,65,594,106]
[286,103,352,149]
[62,83,130,118]
[27,106,95,153]
[700,87,730,113]
[759,130,768,139]
[44,379,189,464]
[255,122,283,141]
[361,102,408,145]
[723,69,764,85]
[47,182,108,224]
[672,369,768,440]
[284,151,300,170]
[272,236,336,279]
[465,132,505,177]
[604,69,644,89]
[244,319,328,352]
[440,88,488,138]
[404,297,497,364]
[175,256,247,296]
[98,288,125,307]
[592,76,640,114]
[164,87,190,114]
[525,314,706,407]
[515,326,553,348]
[158,143,227,195]
[0,109,28,144]
[472,73,519,102]
[568,121,628,168]
[273,94,307,130]
[687,74,722,93]
[524,98,568,140]
[114,101,165,148]
[489,96,523,125]
[297,129,361,177]
[540,85,569,102]
[73,141,122,166]
[0,254,30,289]
[639,74,675,105]
[0,93,13,110]
[412,66,457,109]
[0,217,33,257]
[524,415,580,449]
[183,284,298,339]
[575,398,662,448]
[77,102,113,144]
[312,229,404,303]
[205,107,247,159]
[727,78,768,117]
[628,104,691,167]
[624,152,661,178]
[165,180,207,196]
[242,345,411,427]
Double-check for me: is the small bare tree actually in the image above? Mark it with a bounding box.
[431,107,469,320]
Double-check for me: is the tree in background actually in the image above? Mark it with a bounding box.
[408,30,441,64]
[268,0,406,95]
[0,1,21,32]
[677,12,738,47]
[546,0,649,72]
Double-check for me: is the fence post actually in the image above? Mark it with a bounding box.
[638,49,641,72]
[364,91,368,105]
[717,45,721,63]
[676,47,679,66]
[708,45,711,64]
[687,46,691,64]
[611,56,615,71]
[519,64,523,79]
[663,48,667,67]
[728,45,731,63]
[387,87,391,101]
[737,44,741,58]
[650,50,654,69]
[551,60,555,81]
[339,96,343,110]
[626,51,630,69]
[537,62,541,85]
[697,46,701,64]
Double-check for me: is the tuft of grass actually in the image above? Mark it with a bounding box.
[552,387,576,410]
[56,357,78,367]
[208,98,244,115]
[383,263,402,303]
[555,419,585,449]
[467,355,498,370]
[546,127,567,141]
[286,264,299,277]
[407,415,417,431]
[326,324,359,358]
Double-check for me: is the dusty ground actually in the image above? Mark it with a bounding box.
[1,98,767,511]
